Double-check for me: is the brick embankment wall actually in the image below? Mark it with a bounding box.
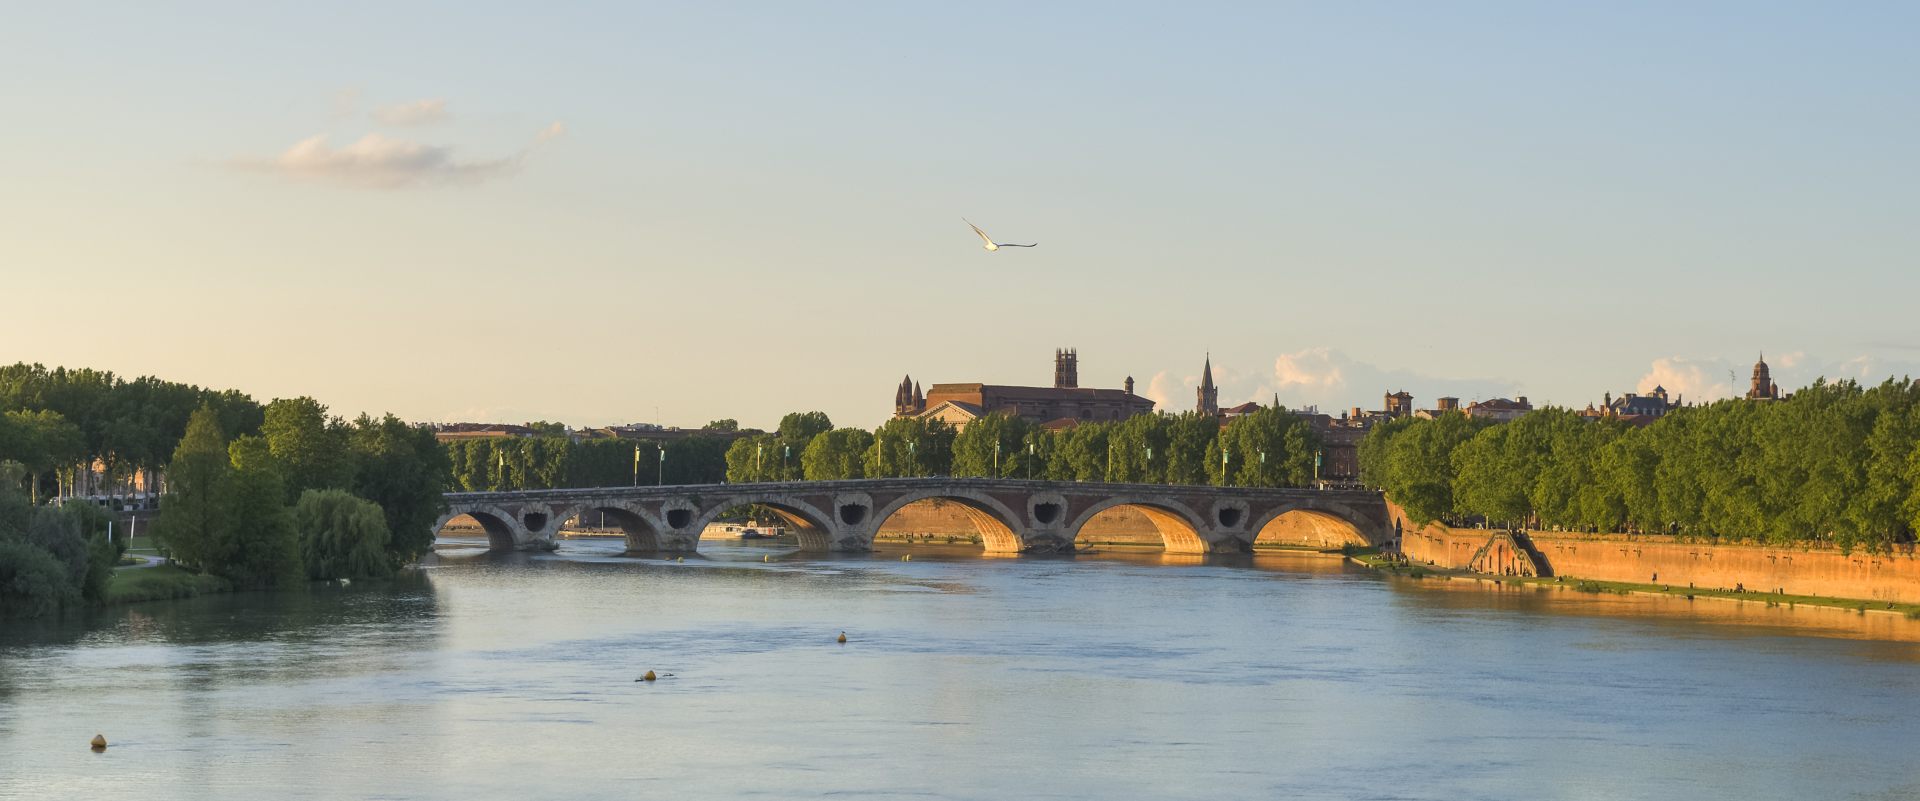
[1391,501,1920,604]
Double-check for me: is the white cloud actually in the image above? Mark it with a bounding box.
[1637,357,1734,403]
[235,123,565,189]
[1147,348,1520,416]
[371,98,450,126]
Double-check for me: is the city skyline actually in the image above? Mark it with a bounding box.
[4,3,1918,429]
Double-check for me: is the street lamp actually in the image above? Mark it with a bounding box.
[631,445,640,487]
[783,444,791,479]
[908,439,916,477]
[755,443,763,482]
[1220,446,1230,486]
[658,448,666,486]
[993,441,1001,478]
[497,451,506,490]
[1027,442,1034,480]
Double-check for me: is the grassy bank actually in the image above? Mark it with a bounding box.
[103,564,230,605]
[1346,551,1920,618]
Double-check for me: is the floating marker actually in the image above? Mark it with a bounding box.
[837,632,847,644]
[643,670,657,682]
[676,557,684,563]
[90,734,106,750]
[763,555,771,562]
[902,554,911,561]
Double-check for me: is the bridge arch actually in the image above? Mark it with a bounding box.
[434,506,519,551]
[872,490,1028,553]
[690,495,840,551]
[1247,503,1376,549]
[560,503,664,552]
[1066,497,1210,554]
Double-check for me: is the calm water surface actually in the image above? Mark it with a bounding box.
[5,539,1920,801]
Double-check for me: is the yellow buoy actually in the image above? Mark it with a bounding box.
[643,670,657,682]
[763,555,771,562]
[90,734,106,750]
[902,554,911,561]
[676,557,684,563]
[837,632,847,644]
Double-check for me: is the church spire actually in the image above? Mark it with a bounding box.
[1196,353,1219,416]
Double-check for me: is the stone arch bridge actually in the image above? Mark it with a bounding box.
[438,478,1393,555]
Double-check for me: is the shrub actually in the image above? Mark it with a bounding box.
[0,539,80,618]
[294,489,394,580]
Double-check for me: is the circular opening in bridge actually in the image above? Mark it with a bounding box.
[1032,502,1062,525]
[522,512,549,531]
[1253,509,1368,550]
[838,503,868,526]
[666,509,693,529]
[1216,507,1244,528]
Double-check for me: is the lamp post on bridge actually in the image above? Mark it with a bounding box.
[755,442,763,482]
[658,448,666,486]
[993,441,1001,479]
[1027,441,1034,481]
[631,446,640,487]
[783,444,791,479]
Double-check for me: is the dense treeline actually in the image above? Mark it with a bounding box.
[148,403,447,589]
[444,435,732,490]
[1360,378,1920,552]
[0,463,121,617]
[0,362,450,618]
[444,407,1323,491]
[0,363,264,500]
[727,408,1318,486]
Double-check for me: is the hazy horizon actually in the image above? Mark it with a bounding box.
[5,3,1917,430]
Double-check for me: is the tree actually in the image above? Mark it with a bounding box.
[1211,408,1319,487]
[951,413,1035,477]
[802,428,873,480]
[152,406,232,570]
[294,489,394,580]
[0,410,83,504]
[704,419,740,432]
[867,416,954,478]
[213,435,301,588]
[261,397,350,500]
[777,412,833,444]
[347,414,449,566]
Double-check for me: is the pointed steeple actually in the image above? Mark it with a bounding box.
[1196,353,1220,416]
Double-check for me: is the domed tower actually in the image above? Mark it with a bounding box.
[1746,354,1780,400]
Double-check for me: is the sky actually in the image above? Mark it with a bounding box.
[3,3,1917,430]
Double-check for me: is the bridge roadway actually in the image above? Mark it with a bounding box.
[438,478,1394,555]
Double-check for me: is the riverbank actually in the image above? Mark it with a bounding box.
[1346,549,1920,620]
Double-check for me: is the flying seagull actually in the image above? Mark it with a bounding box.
[965,219,1036,251]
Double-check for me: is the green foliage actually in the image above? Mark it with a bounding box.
[951,413,1036,477]
[261,397,350,500]
[101,563,230,605]
[213,436,301,589]
[294,489,394,580]
[0,539,79,618]
[704,418,740,432]
[1209,407,1321,487]
[1358,412,1493,524]
[802,428,873,480]
[776,412,833,444]
[866,416,955,477]
[1358,378,1920,551]
[0,363,264,497]
[346,414,449,566]
[152,406,232,570]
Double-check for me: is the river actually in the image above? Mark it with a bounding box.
[4,539,1919,800]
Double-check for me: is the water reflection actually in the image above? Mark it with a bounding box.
[5,540,1920,801]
